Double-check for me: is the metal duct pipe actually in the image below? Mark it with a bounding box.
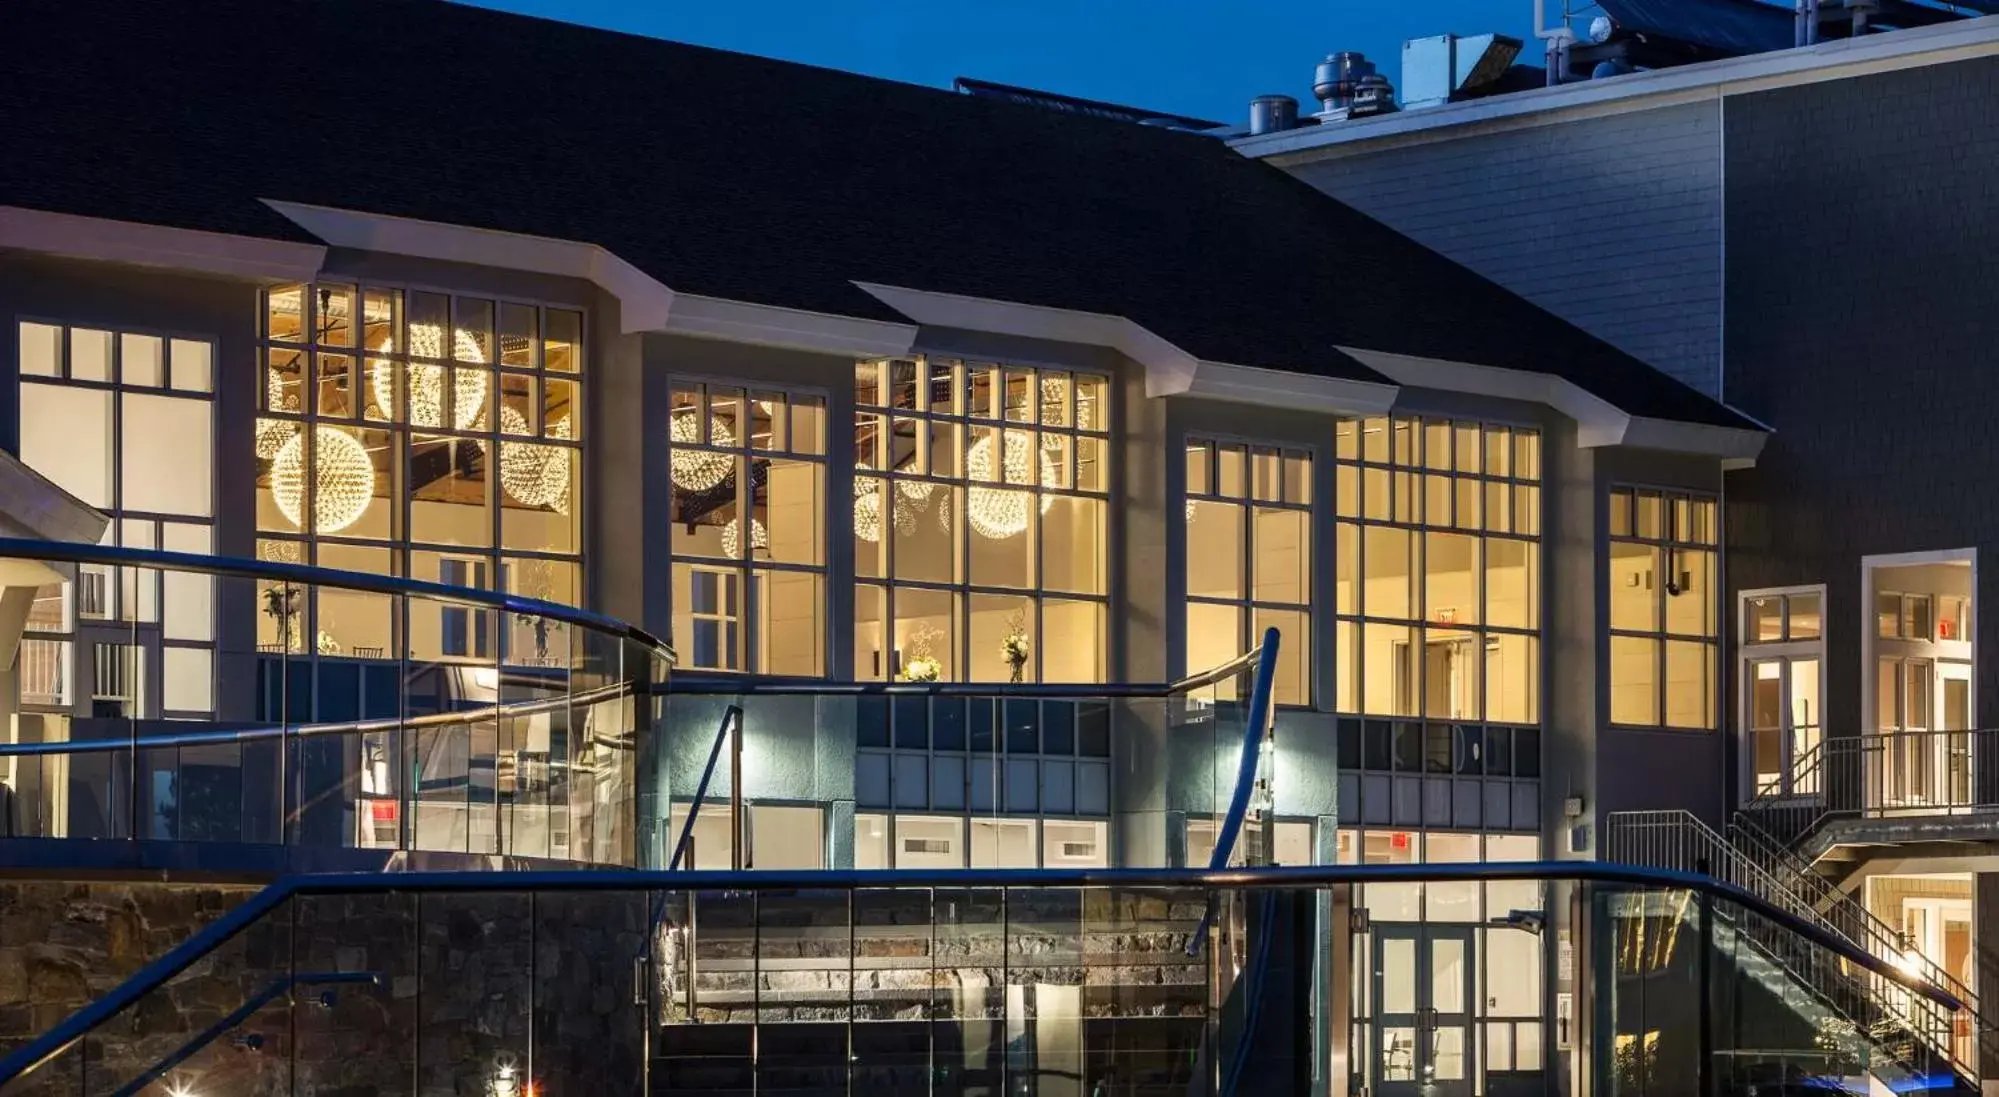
[1248,94,1299,135]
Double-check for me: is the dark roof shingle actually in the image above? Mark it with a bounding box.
[0,0,1755,429]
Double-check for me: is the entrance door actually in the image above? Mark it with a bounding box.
[1373,926,1474,1097]
[1747,656,1822,798]
[1939,662,1974,807]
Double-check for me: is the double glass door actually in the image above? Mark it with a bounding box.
[1373,925,1473,1097]
[1876,658,1973,808]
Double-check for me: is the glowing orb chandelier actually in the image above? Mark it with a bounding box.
[371,329,488,430]
[498,406,573,513]
[721,516,768,558]
[964,429,1056,540]
[257,371,301,459]
[897,478,937,503]
[854,472,884,544]
[270,426,376,534]
[669,408,735,491]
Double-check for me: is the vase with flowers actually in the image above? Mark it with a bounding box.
[900,624,943,682]
[1000,610,1030,683]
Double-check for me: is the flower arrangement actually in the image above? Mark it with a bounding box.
[1000,610,1030,683]
[900,623,943,682]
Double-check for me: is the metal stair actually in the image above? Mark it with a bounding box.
[1605,808,1983,1092]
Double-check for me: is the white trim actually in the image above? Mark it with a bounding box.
[854,281,1201,391]
[1175,361,1397,416]
[1859,547,1978,737]
[1238,15,1999,162]
[261,200,675,332]
[665,292,916,357]
[0,206,326,281]
[1338,346,1767,463]
[1736,583,1829,805]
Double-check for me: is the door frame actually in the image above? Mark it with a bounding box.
[1370,924,1475,1097]
[1736,585,1827,806]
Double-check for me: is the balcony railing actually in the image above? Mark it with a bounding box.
[1739,729,1999,852]
[0,537,674,866]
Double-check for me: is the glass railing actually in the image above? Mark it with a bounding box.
[0,538,672,866]
[0,863,1962,1097]
[654,632,1280,874]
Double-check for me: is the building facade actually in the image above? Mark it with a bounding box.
[0,1,1810,1095]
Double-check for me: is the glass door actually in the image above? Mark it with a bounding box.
[1748,656,1821,798]
[1939,662,1974,807]
[1373,926,1474,1097]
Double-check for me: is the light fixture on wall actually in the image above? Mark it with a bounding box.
[497,406,573,513]
[721,516,768,558]
[669,407,735,490]
[270,425,376,533]
[370,328,490,430]
[965,428,1055,539]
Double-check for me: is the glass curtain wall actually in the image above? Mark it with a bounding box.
[666,383,828,674]
[1332,417,1542,727]
[852,357,1110,684]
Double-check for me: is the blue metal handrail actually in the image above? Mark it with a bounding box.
[1187,628,1281,956]
[0,860,1964,1087]
[0,537,673,663]
[108,971,382,1097]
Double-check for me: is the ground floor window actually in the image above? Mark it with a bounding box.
[853,812,1108,869]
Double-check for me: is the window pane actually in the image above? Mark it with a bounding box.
[1485,539,1537,630]
[1252,508,1309,606]
[1747,596,1784,643]
[1251,447,1281,502]
[1187,500,1244,600]
[453,297,493,362]
[70,328,111,382]
[1363,526,1413,621]
[1514,430,1541,480]
[963,490,1026,587]
[500,445,577,554]
[268,284,306,341]
[1423,628,1479,719]
[1610,636,1660,726]
[760,457,823,567]
[673,563,741,671]
[1043,598,1106,684]
[1424,532,1479,627]
[121,393,213,517]
[968,593,1034,682]
[160,523,214,642]
[408,434,490,547]
[855,584,887,681]
[498,302,537,367]
[1216,445,1246,497]
[1664,640,1713,729]
[1609,544,1659,632]
[120,333,163,387]
[544,309,582,373]
[318,284,357,347]
[1423,421,1452,471]
[1254,606,1309,706]
[1187,602,1244,688]
[1363,623,1415,716]
[892,587,956,682]
[852,475,887,578]
[19,322,60,377]
[1042,495,1106,596]
[321,543,397,658]
[1906,595,1933,642]
[1334,620,1357,713]
[756,569,824,676]
[1283,451,1311,505]
[1335,522,1359,616]
[1486,633,1539,724]
[21,383,112,507]
[1664,549,1715,637]
[169,339,212,393]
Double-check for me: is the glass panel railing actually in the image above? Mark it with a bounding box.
[0,864,1964,1097]
[0,538,672,866]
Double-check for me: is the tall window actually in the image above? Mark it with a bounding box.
[668,384,827,674]
[852,358,1110,683]
[255,284,582,663]
[17,320,216,717]
[1740,587,1823,797]
[1184,440,1312,705]
[1608,487,1718,729]
[1332,417,1542,726]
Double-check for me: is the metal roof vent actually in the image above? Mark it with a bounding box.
[1312,51,1378,117]
[1248,94,1300,135]
[1400,33,1525,109]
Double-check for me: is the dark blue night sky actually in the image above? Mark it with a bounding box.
[463,0,1544,125]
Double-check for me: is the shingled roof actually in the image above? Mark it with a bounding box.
[2,0,1757,430]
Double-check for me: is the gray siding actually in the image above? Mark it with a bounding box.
[1284,101,1725,397]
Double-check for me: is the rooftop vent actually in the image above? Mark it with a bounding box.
[1400,34,1526,108]
[1248,94,1300,135]
[1312,52,1398,120]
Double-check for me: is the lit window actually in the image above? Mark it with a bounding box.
[15,320,216,717]
[1332,418,1541,725]
[255,285,584,665]
[1608,487,1718,730]
[1184,439,1312,703]
[852,358,1109,683]
[668,384,827,675]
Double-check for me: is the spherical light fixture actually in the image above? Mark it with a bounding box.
[370,330,488,429]
[854,472,884,543]
[721,516,768,558]
[270,426,376,534]
[498,406,573,513]
[964,428,1057,539]
[669,407,735,491]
